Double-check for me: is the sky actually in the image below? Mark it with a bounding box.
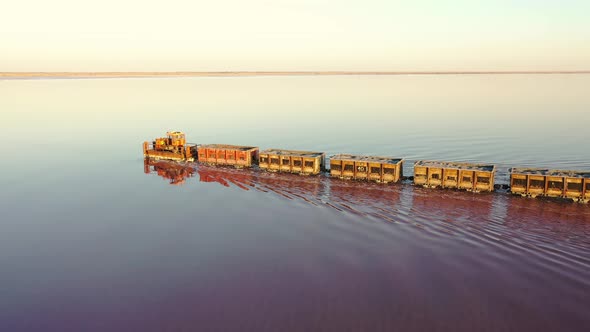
[1,0,589,71]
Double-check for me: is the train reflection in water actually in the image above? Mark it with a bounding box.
[199,162,326,204]
[409,186,495,235]
[144,159,589,226]
[144,158,196,186]
[198,164,255,190]
[196,163,408,219]
[144,159,408,216]
[328,180,402,220]
[505,195,590,225]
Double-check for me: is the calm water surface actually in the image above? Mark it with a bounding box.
[1,76,589,331]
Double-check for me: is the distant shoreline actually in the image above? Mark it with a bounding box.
[1,71,589,79]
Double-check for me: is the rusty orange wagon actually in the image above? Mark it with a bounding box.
[197,144,259,167]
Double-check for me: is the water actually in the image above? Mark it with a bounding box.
[1,75,589,331]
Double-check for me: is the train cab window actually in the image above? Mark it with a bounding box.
[305,161,314,168]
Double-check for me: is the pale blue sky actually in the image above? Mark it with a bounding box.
[2,0,589,71]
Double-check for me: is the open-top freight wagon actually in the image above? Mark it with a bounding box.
[330,154,404,183]
[414,160,496,192]
[259,149,325,175]
[510,168,590,202]
[197,144,259,167]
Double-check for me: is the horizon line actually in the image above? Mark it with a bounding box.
[2,70,590,79]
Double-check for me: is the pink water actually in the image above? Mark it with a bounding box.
[0,75,589,331]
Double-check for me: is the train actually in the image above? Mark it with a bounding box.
[143,131,590,203]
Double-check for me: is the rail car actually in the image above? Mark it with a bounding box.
[197,144,259,167]
[330,154,404,183]
[510,168,590,203]
[414,160,496,192]
[259,149,325,175]
[142,131,589,203]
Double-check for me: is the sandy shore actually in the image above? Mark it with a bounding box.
[1,71,589,79]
